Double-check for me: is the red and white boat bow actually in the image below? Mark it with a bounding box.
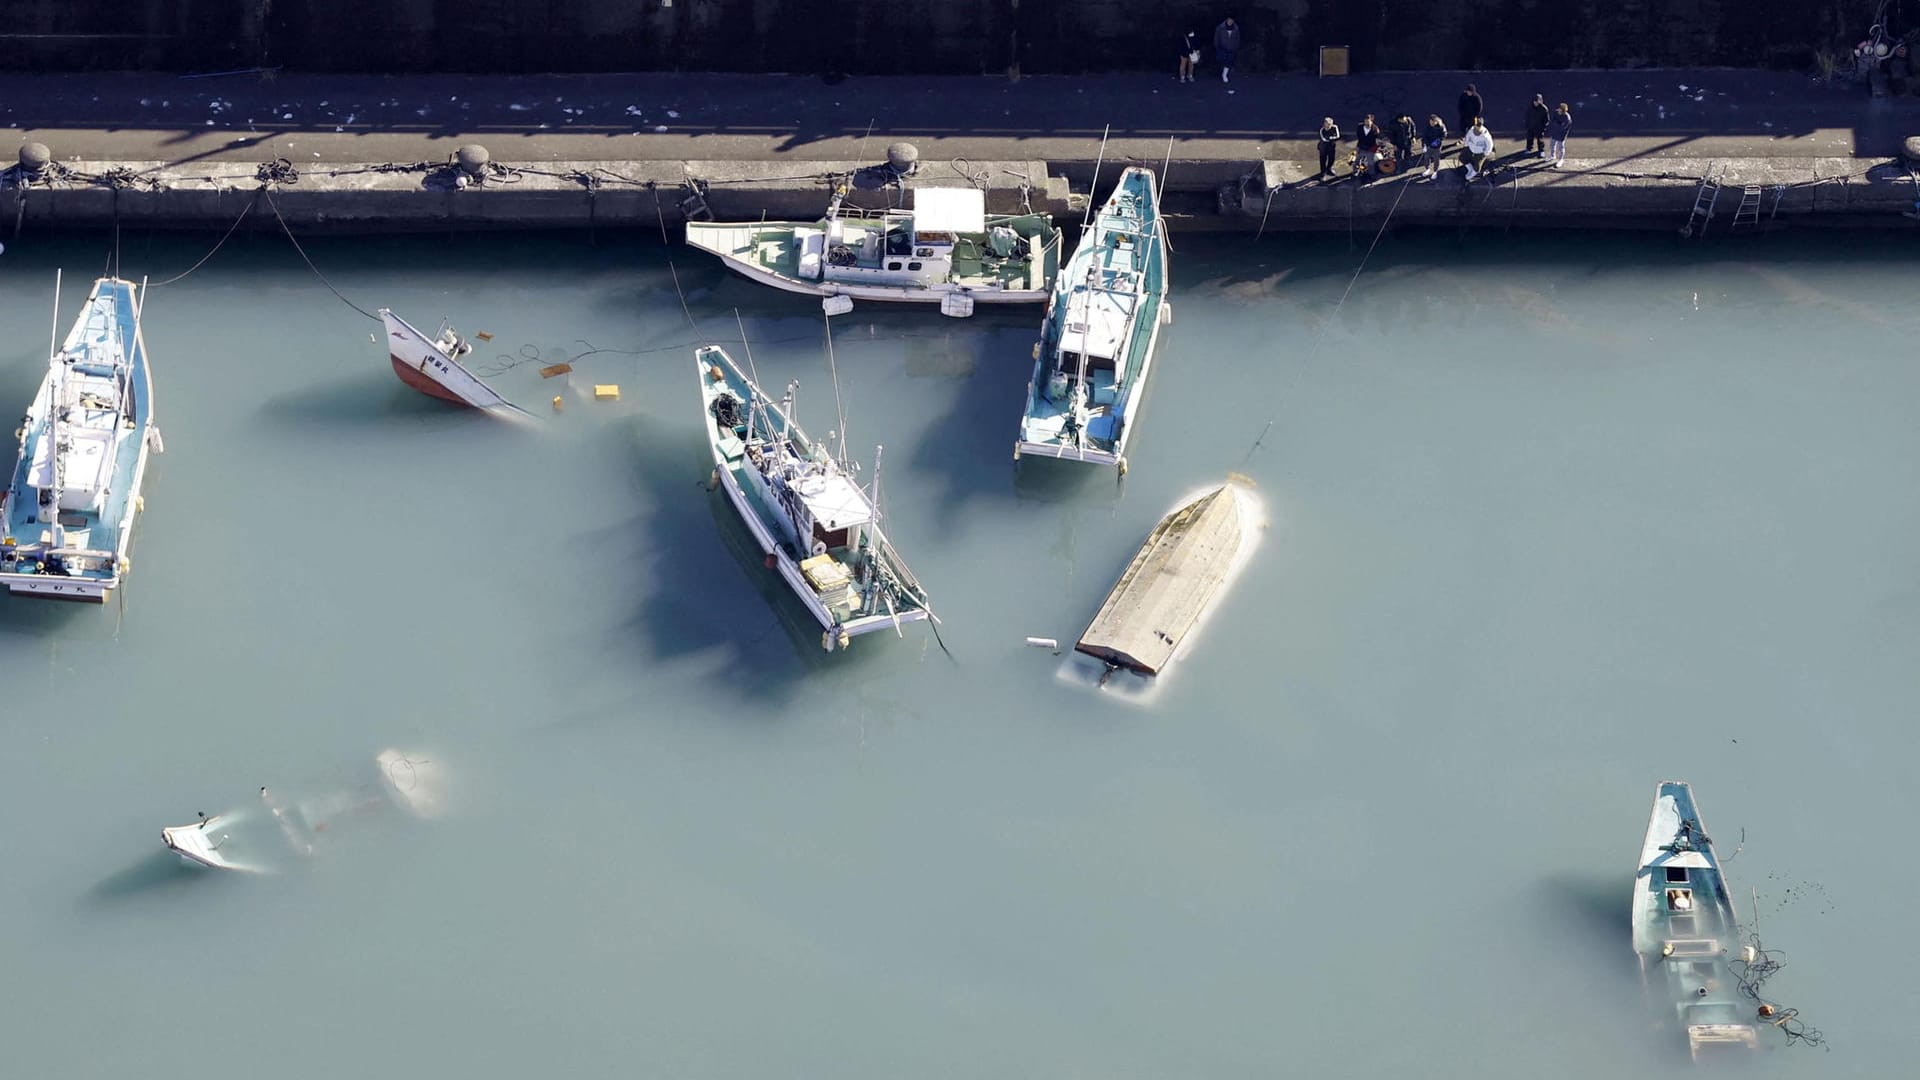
[380,309,529,417]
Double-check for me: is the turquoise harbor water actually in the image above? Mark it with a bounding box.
[0,226,1914,1077]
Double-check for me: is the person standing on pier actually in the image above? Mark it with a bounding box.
[1354,114,1381,177]
[1524,93,1551,156]
[1462,119,1495,181]
[1177,29,1199,82]
[1456,83,1484,141]
[1390,113,1417,169]
[1317,116,1341,178]
[1214,16,1242,83]
[1545,102,1572,168]
[1421,115,1449,179]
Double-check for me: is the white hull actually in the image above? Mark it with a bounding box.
[1,278,157,602]
[380,310,530,416]
[706,439,929,643]
[711,253,1048,305]
[1015,303,1166,469]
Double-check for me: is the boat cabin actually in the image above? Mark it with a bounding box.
[795,187,986,288]
[28,346,128,516]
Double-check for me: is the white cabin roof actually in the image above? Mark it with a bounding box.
[913,187,986,235]
[1058,286,1136,360]
[793,471,872,531]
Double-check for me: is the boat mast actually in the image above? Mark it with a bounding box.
[1082,124,1111,230]
[45,270,63,551]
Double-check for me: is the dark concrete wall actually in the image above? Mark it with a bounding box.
[0,0,1862,75]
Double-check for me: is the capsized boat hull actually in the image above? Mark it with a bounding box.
[380,309,529,417]
[1076,481,1255,676]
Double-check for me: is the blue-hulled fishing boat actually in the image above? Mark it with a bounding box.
[0,275,160,602]
[695,343,933,652]
[1013,166,1170,475]
[1631,781,1761,1059]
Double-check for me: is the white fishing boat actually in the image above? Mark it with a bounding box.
[1014,166,1169,474]
[695,342,934,651]
[1631,781,1761,1059]
[685,187,1061,313]
[0,274,160,602]
[379,308,528,416]
[163,751,446,874]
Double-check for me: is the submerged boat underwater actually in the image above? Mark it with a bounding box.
[0,275,160,602]
[379,308,529,416]
[695,343,933,651]
[163,751,445,874]
[1015,166,1169,474]
[685,187,1061,312]
[1631,781,1761,1059]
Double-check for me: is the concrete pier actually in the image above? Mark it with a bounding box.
[3,68,1919,235]
[2,157,1069,234]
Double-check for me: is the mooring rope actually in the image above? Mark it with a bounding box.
[263,188,378,323]
[1243,169,1414,463]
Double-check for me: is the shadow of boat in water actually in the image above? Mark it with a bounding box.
[85,850,215,905]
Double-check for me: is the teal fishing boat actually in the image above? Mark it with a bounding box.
[1013,166,1169,475]
[696,343,934,651]
[1631,781,1761,1058]
[0,274,160,602]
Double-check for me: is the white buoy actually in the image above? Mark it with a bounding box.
[822,294,853,317]
[1025,636,1059,650]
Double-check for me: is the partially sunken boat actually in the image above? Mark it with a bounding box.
[1076,480,1252,677]
[696,343,933,651]
[163,750,445,873]
[1015,166,1169,474]
[379,308,528,416]
[1631,781,1761,1059]
[685,187,1061,313]
[0,274,160,602]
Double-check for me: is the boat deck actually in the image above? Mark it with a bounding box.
[1,279,148,595]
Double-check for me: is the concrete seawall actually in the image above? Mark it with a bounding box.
[6,151,1913,237]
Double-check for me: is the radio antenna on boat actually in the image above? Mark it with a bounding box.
[821,308,849,465]
[1155,136,1177,254]
[1082,124,1111,229]
[731,309,763,390]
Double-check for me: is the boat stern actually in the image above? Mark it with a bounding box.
[0,564,119,602]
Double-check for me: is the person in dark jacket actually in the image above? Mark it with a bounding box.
[1524,93,1550,156]
[1317,116,1341,178]
[1456,84,1484,140]
[1353,114,1381,177]
[1177,29,1199,83]
[1420,114,1449,180]
[1545,102,1572,168]
[1214,17,1241,83]
[1389,113,1416,167]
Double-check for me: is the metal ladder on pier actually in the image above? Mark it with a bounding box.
[678,179,714,222]
[1681,169,1722,238]
[1730,185,1763,231]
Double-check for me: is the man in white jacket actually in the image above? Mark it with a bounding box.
[1462,121,1495,180]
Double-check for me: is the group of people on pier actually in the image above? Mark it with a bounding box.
[1313,84,1573,183]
